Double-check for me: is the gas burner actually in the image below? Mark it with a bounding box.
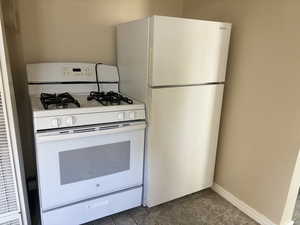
[40,92,80,109]
[87,91,133,106]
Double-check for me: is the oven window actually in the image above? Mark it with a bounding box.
[59,141,131,185]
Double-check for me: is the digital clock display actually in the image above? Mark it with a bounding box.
[72,68,81,72]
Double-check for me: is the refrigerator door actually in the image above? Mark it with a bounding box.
[144,84,224,207]
[149,16,231,87]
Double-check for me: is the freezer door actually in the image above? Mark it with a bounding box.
[144,85,224,207]
[149,16,231,86]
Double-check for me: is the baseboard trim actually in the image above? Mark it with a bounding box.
[212,183,278,225]
[285,221,294,225]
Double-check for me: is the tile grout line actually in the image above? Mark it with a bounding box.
[127,211,139,225]
[141,206,160,225]
[129,216,139,225]
[112,211,139,225]
[211,189,261,224]
[110,215,117,225]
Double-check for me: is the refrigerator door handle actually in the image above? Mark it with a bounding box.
[150,82,225,89]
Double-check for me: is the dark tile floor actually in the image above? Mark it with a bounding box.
[294,194,300,225]
[84,189,259,225]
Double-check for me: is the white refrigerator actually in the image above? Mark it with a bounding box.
[117,15,231,207]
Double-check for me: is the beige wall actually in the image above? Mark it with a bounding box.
[18,0,183,65]
[183,0,300,224]
[5,0,183,178]
[2,0,36,178]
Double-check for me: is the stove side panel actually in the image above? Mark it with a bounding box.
[117,18,150,105]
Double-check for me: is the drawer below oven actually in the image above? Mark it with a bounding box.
[41,187,142,225]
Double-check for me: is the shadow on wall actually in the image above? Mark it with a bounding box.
[2,0,36,179]
[16,0,183,64]
[18,0,153,64]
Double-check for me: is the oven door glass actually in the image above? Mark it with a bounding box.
[36,123,145,210]
[59,141,131,185]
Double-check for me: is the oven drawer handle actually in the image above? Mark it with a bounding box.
[36,123,146,143]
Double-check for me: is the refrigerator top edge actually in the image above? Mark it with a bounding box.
[116,15,231,29]
[116,17,150,28]
[150,15,232,28]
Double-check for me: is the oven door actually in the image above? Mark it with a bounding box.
[35,121,146,211]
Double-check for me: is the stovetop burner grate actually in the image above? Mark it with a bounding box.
[87,91,133,106]
[40,92,81,109]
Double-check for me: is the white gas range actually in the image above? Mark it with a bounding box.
[27,63,146,225]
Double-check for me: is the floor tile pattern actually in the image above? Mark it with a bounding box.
[84,189,259,225]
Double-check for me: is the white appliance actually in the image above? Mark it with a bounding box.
[27,63,146,225]
[117,15,232,207]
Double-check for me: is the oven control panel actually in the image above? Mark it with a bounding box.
[63,116,75,126]
[117,111,136,121]
[51,117,75,128]
[35,109,146,130]
[63,65,94,77]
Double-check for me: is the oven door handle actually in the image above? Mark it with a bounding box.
[36,123,146,143]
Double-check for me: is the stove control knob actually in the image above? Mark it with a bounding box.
[63,116,74,126]
[117,112,124,120]
[128,111,135,120]
[51,118,61,128]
